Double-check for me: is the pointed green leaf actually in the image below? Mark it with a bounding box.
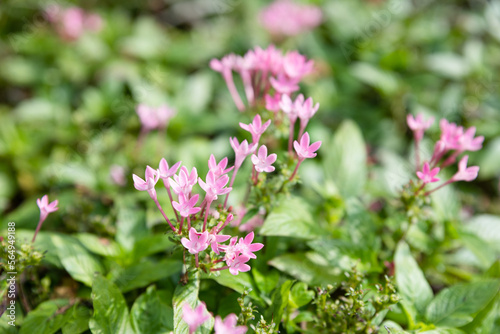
[395,241,433,315]
[89,275,134,334]
[61,304,91,334]
[266,280,294,329]
[19,299,69,334]
[131,286,173,334]
[425,279,500,327]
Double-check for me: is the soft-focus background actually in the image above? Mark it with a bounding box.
[1,0,500,333]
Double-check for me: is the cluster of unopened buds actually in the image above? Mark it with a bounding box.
[44,5,102,42]
[407,114,483,195]
[182,302,247,334]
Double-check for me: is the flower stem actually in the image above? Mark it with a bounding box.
[211,265,229,272]
[31,216,45,243]
[289,160,302,181]
[179,217,184,235]
[165,185,180,222]
[224,166,239,209]
[153,198,176,233]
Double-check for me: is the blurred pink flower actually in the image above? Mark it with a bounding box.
[265,93,282,112]
[182,302,210,334]
[259,0,322,37]
[132,166,160,200]
[110,165,126,186]
[283,51,314,80]
[230,138,257,169]
[407,114,434,141]
[36,195,59,225]
[136,103,176,132]
[416,162,440,184]
[45,6,103,41]
[451,156,480,182]
[270,74,300,94]
[214,314,247,334]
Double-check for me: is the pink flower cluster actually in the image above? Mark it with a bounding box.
[211,46,314,111]
[259,0,322,37]
[133,151,264,274]
[45,6,102,42]
[182,302,247,334]
[407,114,483,194]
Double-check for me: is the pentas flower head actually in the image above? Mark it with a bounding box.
[230,138,257,169]
[199,171,232,203]
[182,302,210,334]
[294,132,322,161]
[159,159,182,182]
[239,115,271,144]
[133,166,160,200]
[169,166,198,196]
[451,155,480,182]
[253,45,283,75]
[181,228,209,254]
[297,96,319,123]
[37,195,59,222]
[416,162,440,184]
[172,193,201,218]
[439,119,464,150]
[270,74,300,95]
[210,54,237,74]
[236,232,264,259]
[283,51,314,80]
[214,314,247,334]
[407,114,434,141]
[208,155,234,178]
[251,145,277,173]
[265,93,282,112]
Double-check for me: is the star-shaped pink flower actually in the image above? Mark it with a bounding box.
[251,145,277,173]
[407,114,434,141]
[158,159,181,186]
[172,193,201,218]
[239,115,271,144]
[198,171,232,203]
[169,166,198,196]
[416,162,440,184]
[208,154,234,178]
[229,138,257,169]
[37,195,59,223]
[228,255,251,275]
[236,232,264,259]
[181,228,209,254]
[283,50,314,80]
[451,155,480,182]
[293,132,321,161]
[133,166,160,200]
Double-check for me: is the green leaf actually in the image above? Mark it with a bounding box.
[418,329,466,334]
[350,62,399,94]
[61,304,92,334]
[115,198,149,252]
[19,299,69,334]
[464,215,500,252]
[260,196,324,239]
[51,234,104,286]
[395,241,433,315]
[111,259,182,293]
[459,231,496,269]
[324,120,367,198]
[75,233,122,258]
[173,273,213,334]
[425,279,500,327]
[266,280,294,329]
[253,268,280,295]
[131,286,173,334]
[89,275,134,334]
[131,234,176,261]
[380,320,410,333]
[289,282,314,308]
[269,252,342,286]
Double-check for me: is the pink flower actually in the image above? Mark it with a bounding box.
[253,45,283,75]
[159,159,182,182]
[133,166,160,200]
[259,0,322,37]
[283,51,314,80]
[210,54,245,111]
[181,228,209,254]
[296,95,319,137]
[199,171,232,203]
[136,104,176,131]
[439,119,463,150]
[182,302,211,334]
[110,165,126,186]
[407,114,434,141]
[270,74,300,94]
[228,255,251,275]
[293,132,322,161]
[37,195,59,223]
[214,314,247,334]
[451,156,479,182]
[220,237,239,265]
[208,155,234,178]
[265,93,282,112]
[251,145,277,173]
[208,232,231,255]
[172,193,201,218]
[236,232,264,259]
[239,115,271,144]
[45,6,103,42]
[169,166,198,196]
[416,162,440,184]
[229,138,257,169]
[456,126,484,152]
[279,94,300,123]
